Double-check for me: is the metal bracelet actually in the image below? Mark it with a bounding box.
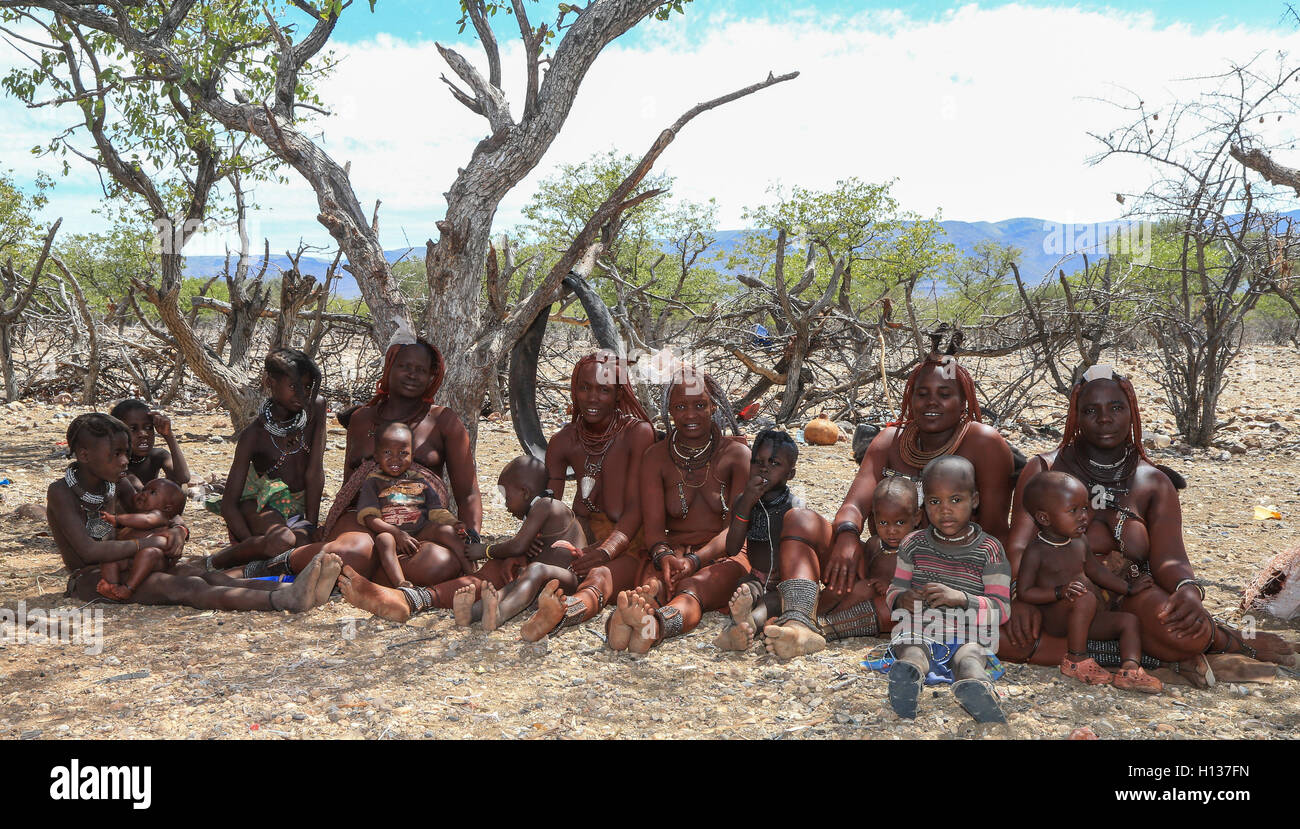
[833,521,861,538]
[1173,578,1205,601]
[684,552,703,572]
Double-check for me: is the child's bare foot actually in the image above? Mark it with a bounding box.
[312,553,342,607]
[625,589,661,655]
[522,580,566,641]
[481,583,501,631]
[1061,655,1113,686]
[96,579,132,602]
[337,565,411,622]
[271,555,323,613]
[762,621,826,659]
[453,585,476,626]
[715,585,756,651]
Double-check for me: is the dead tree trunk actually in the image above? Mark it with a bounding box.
[0,220,59,401]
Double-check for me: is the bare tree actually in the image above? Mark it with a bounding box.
[1091,55,1300,445]
[0,218,58,401]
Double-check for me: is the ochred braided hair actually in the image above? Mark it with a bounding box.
[365,338,445,411]
[570,351,650,424]
[1056,374,1151,463]
[897,354,982,426]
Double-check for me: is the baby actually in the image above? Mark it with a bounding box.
[454,455,587,631]
[357,421,462,588]
[96,478,187,601]
[1018,471,1161,693]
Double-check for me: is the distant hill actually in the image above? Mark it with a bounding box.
[182,210,1300,299]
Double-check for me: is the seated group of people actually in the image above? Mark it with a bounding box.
[46,334,1295,724]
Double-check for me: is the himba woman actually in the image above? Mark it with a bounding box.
[604,364,753,653]
[822,336,1014,642]
[1002,365,1295,677]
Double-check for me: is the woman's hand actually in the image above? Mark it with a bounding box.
[1062,580,1088,601]
[1003,600,1042,649]
[823,533,861,595]
[661,553,696,595]
[570,543,610,578]
[1157,583,1211,639]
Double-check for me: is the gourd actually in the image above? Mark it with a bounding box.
[803,412,840,446]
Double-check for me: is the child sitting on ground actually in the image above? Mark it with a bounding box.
[357,420,463,588]
[96,478,187,601]
[110,398,191,490]
[1018,471,1162,693]
[885,455,1011,723]
[453,455,587,632]
[209,349,327,574]
[812,477,921,643]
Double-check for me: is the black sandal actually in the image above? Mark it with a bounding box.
[887,659,924,719]
[952,678,1006,724]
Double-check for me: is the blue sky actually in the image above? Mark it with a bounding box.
[328,1,1291,42]
[5,1,1300,252]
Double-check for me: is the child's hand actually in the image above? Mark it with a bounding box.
[398,580,414,589]
[1063,580,1088,600]
[570,543,609,577]
[395,530,420,556]
[1127,574,1154,595]
[100,511,119,527]
[151,412,172,438]
[921,582,966,608]
[866,577,891,598]
[743,471,773,501]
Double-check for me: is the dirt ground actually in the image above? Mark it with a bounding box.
[1,346,1298,740]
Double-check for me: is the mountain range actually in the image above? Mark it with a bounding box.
[182,213,1278,300]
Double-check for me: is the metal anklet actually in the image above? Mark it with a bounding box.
[398,585,434,614]
[655,605,684,639]
[818,600,879,640]
[775,577,821,632]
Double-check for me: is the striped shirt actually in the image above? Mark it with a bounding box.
[886,524,1011,628]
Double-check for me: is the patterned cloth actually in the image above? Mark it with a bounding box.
[204,464,305,521]
[322,459,449,538]
[356,469,443,533]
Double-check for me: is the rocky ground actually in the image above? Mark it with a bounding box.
[0,346,1297,740]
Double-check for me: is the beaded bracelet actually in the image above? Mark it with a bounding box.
[734,513,750,524]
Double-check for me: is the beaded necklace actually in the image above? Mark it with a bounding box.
[577,413,630,513]
[65,465,115,540]
[262,398,308,476]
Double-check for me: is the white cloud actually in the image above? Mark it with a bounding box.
[6,4,1300,248]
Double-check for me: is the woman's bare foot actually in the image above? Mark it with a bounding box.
[271,555,324,613]
[482,583,501,631]
[1245,631,1296,666]
[762,621,826,659]
[625,589,661,655]
[453,585,476,626]
[97,579,132,602]
[338,565,412,623]
[715,585,756,651]
[521,580,566,641]
[312,554,342,607]
[607,590,639,651]
[1172,655,1215,688]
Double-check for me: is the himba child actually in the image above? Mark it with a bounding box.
[885,455,1011,723]
[96,478,187,601]
[451,455,587,632]
[817,476,920,641]
[110,398,191,490]
[1019,470,1162,693]
[357,420,463,589]
[208,349,327,574]
[714,430,825,654]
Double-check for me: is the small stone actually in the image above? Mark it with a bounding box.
[1068,726,1098,740]
[292,713,306,721]
[1154,723,1175,734]
[1227,442,1248,455]
[14,503,44,521]
[208,435,224,444]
